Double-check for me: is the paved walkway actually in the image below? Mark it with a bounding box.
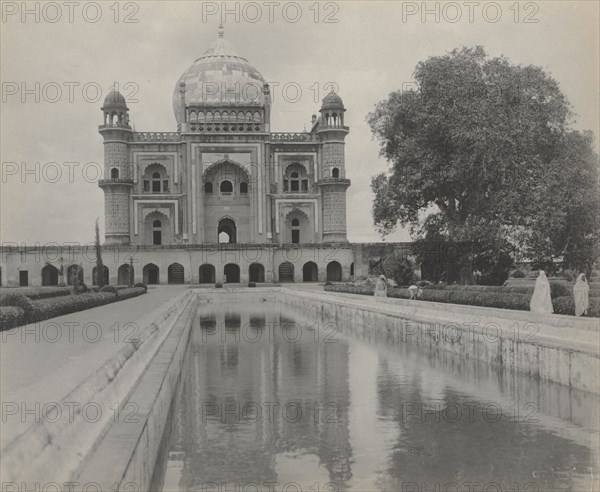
[0,287,187,400]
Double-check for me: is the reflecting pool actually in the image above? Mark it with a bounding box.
[153,297,599,492]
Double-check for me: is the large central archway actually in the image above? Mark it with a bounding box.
[218,217,237,244]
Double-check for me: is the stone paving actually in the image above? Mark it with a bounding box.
[0,286,187,405]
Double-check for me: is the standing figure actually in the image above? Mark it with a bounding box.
[374,275,388,298]
[573,273,590,317]
[530,270,553,315]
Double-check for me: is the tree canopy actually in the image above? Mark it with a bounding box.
[368,46,599,281]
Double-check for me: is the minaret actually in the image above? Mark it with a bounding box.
[317,90,351,242]
[98,90,133,244]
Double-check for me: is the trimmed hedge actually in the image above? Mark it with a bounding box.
[30,292,117,322]
[0,287,70,301]
[117,287,147,300]
[100,285,119,296]
[324,284,598,316]
[553,296,600,317]
[0,307,25,331]
[134,283,148,293]
[422,282,570,299]
[0,286,147,328]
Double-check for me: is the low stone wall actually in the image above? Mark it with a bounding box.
[0,290,196,486]
[75,293,199,491]
[277,289,600,394]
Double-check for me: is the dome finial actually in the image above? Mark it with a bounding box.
[218,22,224,38]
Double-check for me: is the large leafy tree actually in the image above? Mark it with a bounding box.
[368,46,599,282]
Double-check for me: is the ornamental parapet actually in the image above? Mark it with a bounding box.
[131,132,181,142]
[98,178,134,187]
[269,132,318,142]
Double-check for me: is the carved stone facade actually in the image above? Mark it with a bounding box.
[98,27,351,251]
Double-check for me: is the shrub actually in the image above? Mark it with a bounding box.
[382,254,415,286]
[117,287,146,300]
[74,283,90,294]
[134,283,148,293]
[100,285,119,296]
[325,284,373,295]
[511,270,526,278]
[215,282,223,288]
[0,307,25,331]
[553,296,574,315]
[553,296,600,317]
[549,282,570,299]
[30,293,116,323]
[0,294,36,322]
[0,287,70,301]
[416,280,432,288]
[248,282,256,288]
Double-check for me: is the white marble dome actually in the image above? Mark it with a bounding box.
[173,26,266,124]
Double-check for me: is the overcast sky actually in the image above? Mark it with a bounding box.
[1,1,598,245]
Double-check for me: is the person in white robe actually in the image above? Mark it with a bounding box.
[530,270,553,314]
[374,275,388,297]
[573,273,590,317]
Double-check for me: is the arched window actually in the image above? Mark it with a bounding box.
[290,172,299,192]
[144,165,169,193]
[205,182,213,194]
[110,168,119,179]
[284,164,308,193]
[332,167,339,178]
[153,220,162,245]
[240,182,248,194]
[220,180,233,195]
[152,172,161,192]
[291,218,300,243]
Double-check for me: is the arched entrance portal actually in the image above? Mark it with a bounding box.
[302,262,318,282]
[326,261,342,282]
[249,263,265,283]
[199,264,215,284]
[92,266,109,286]
[168,263,185,284]
[118,264,133,285]
[224,263,240,283]
[42,264,59,286]
[218,217,237,244]
[279,262,294,282]
[143,263,159,285]
[67,265,84,285]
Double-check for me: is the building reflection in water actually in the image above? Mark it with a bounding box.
[163,300,353,490]
[158,298,599,492]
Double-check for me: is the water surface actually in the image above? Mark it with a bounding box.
[154,298,599,491]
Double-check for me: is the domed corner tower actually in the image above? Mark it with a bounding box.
[98,90,133,245]
[317,90,351,242]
